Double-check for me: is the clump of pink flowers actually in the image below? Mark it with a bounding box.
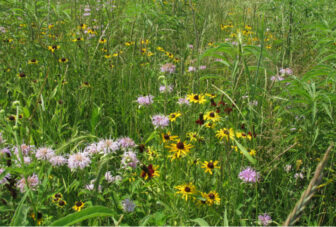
[68,152,91,170]
[137,95,154,106]
[238,167,260,183]
[17,174,39,193]
[159,85,173,93]
[151,114,169,129]
[258,213,272,226]
[160,63,176,74]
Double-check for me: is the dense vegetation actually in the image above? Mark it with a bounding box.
[0,0,335,225]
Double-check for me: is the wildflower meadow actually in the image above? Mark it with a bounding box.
[1,0,336,226]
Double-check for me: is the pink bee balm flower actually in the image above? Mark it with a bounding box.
[137,95,154,106]
[17,173,39,193]
[160,63,176,74]
[68,152,91,170]
[49,155,67,166]
[151,114,169,129]
[258,213,272,226]
[35,147,55,160]
[239,167,260,183]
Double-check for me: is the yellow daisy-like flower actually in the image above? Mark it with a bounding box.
[31,212,43,225]
[204,121,216,128]
[101,47,108,52]
[166,140,193,158]
[52,193,63,203]
[99,38,107,44]
[72,201,84,212]
[175,183,196,201]
[201,160,220,175]
[147,51,154,57]
[204,111,220,122]
[205,93,216,98]
[187,93,206,104]
[161,132,179,143]
[141,39,149,45]
[17,72,27,78]
[48,45,60,53]
[146,146,160,161]
[141,164,160,180]
[28,59,38,64]
[125,41,135,46]
[169,112,181,122]
[57,200,67,208]
[72,37,84,42]
[173,57,179,63]
[156,46,164,52]
[104,54,111,59]
[249,149,256,156]
[59,58,68,63]
[187,132,198,142]
[216,128,235,141]
[235,131,243,138]
[201,191,220,205]
[78,23,87,30]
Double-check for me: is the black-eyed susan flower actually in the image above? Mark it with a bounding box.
[125,41,135,46]
[141,39,149,45]
[201,191,220,205]
[17,72,27,78]
[156,46,164,52]
[101,47,108,52]
[99,38,107,44]
[104,54,111,59]
[59,58,68,63]
[31,212,43,225]
[175,183,196,201]
[140,164,159,180]
[28,59,38,64]
[249,149,256,156]
[166,140,193,158]
[187,93,206,104]
[147,51,154,57]
[204,121,216,128]
[57,200,67,208]
[216,128,235,141]
[72,37,84,42]
[169,112,181,122]
[48,45,60,53]
[73,201,84,211]
[78,23,87,30]
[204,111,220,122]
[52,193,63,202]
[161,131,178,143]
[201,160,219,175]
[8,115,16,121]
[187,132,198,142]
[80,82,90,88]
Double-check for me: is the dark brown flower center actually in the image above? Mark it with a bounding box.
[54,193,61,198]
[76,201,83,207]
[224,130,229,135]
[164,134,170,140]
[61,58,66,62]
[184,187,191,192]
[171,114,175,118]
[207,162,214,169]
[58,200,65,206]
[208,193,215,200]
[31,59,36,62]
[77,37,81,41]
[194,95,199,100]
[52,45,57,49]
[176,142,184,149]
[19,72,26,77]
[210,112,215,117]
[9,115,15,121]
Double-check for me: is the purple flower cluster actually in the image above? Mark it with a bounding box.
[239,167,260,183]
[258,213,272,226]
[121,198,136,212]
[279,67,293,75]
[160,63,176,74]
[137,95,154,106]
[17,173,39,193]
[68,152,91,170]
[121,151,139,169]
[151,114,169,129]
[159,85,173,93]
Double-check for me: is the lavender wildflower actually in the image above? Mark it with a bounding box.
[199,65,207,70]
[238,167,260,183]
[121,198,136,212]
[49,155,67,166]
[97,139,120,154]
[121,151,139,169]
[84,143,99,155]
[17,174,39,193]
[68,152,91,170]
[118,137,136,149]
[35,147,55,160]
[159,85,173,93]
[160,63,176,74]
[0,168,10,184]
[258,213,272,226]
[188,66,196,72]
[177,97,190,105]
[151,114,169,129]
[137,95,154,106]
